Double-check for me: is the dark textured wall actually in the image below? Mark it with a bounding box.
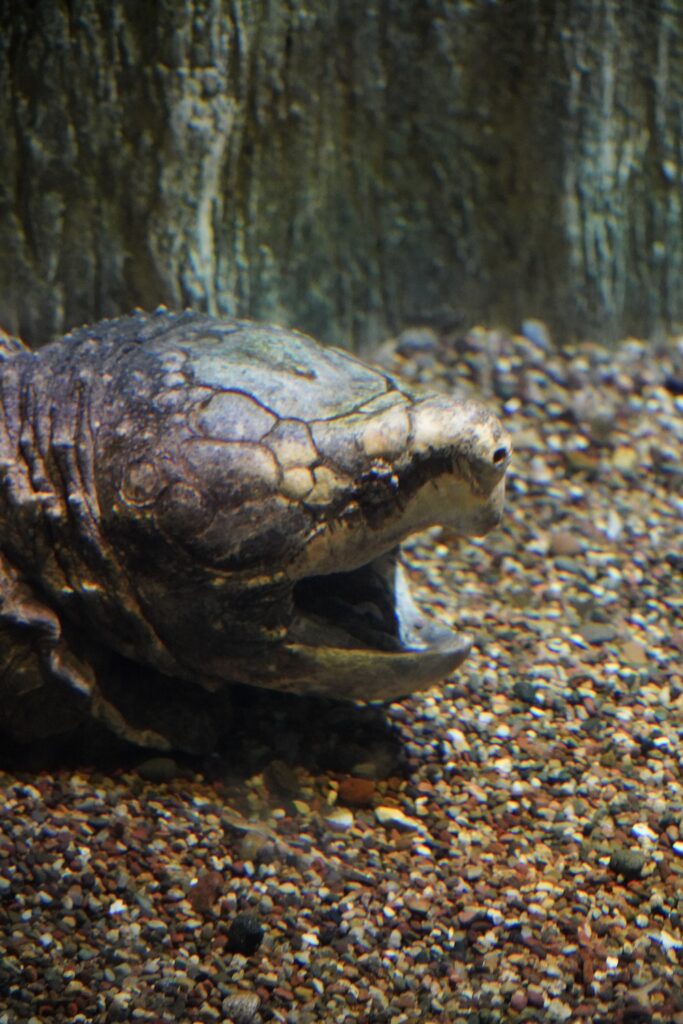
[1,0,681,348]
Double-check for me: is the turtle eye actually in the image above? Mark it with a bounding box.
[492,446,509,465]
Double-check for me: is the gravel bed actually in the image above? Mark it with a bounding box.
[1,323,682,1023]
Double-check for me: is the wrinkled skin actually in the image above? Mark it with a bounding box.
[0,311,510,751]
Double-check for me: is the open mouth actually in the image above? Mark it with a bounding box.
[284,547,472,702]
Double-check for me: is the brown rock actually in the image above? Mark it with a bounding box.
[549,530,585,557]
[528,987,545,1009]
[565,449,601,474]
[612,444,638,473]
[510,990,528,1011]
[338,777,376,807]
[405,894,431,916]
[621,639,648,666]
[189,869,223,914]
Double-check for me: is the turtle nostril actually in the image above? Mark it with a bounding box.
[492,446,508,465]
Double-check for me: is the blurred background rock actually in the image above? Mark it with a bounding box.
[0,0,681,349]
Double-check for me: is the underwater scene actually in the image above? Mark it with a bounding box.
[1,320,681,1024]
[2,0,683,1018]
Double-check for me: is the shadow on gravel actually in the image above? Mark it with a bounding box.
[0,683,406,783]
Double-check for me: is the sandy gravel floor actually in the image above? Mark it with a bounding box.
[1,324,682,1024]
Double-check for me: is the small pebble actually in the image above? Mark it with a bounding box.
[396,326,439,355]
[325,807,354,832]
[549,531,585,557]
[581,622,618,645]
[338,777,376,806]
[612,445,638,473]
[513,679,538,704]
[622,639,648,666]
[609,848,647,880]
[226,913,265,955]
[521,318,552,350]
[510,989,528,1011]
[374,806,426,832]
[221,992,261,1023]
[189,870,223,914]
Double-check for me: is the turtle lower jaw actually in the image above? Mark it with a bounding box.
[279,551,472,702]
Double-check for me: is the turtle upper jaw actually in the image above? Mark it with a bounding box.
[289,396,511,582]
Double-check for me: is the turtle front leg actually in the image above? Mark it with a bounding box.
[0,552,174,750]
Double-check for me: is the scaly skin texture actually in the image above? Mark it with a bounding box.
[0,311,510,751]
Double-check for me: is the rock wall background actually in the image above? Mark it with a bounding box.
[1,0,681,348]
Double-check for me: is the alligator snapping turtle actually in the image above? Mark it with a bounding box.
[0,310,510,752]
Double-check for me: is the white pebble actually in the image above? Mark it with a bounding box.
[547,998,572,1022]
[325,808,354,832]
[654,929,683,952]
[632,822,658,844]
[375,806,427,832]
[445,727,470,751]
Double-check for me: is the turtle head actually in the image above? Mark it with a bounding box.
[90,313,511,702]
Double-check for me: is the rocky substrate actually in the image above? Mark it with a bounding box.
[1,323,682,1024]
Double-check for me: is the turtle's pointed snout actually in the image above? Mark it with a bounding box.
[412,396,511,467]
